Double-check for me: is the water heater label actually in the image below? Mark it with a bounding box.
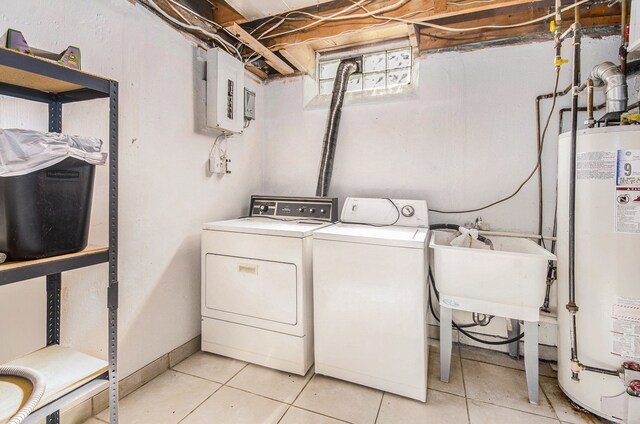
[615,187,640,233]
[615,150,640,234]
[617,150,640,187]
[577,151,616,180]
[612,297,640,359]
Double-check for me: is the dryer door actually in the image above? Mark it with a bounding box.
[204,254,298,325]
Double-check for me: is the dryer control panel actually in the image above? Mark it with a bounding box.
[250,195,339,222]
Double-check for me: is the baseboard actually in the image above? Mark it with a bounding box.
[56,335,201,423]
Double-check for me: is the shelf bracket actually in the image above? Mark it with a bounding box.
[46,273,61,346]
[107,282,119,309]
[48,98,62,133]
[45,411,60,424]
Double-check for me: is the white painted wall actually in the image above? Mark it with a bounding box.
[0,0,264,378]
[1,0,636,377]
[262,36,637,348]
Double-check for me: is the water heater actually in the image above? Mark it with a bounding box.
[206,48,245,134]
[557,126,640,423]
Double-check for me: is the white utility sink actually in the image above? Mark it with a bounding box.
[429,230,556,322]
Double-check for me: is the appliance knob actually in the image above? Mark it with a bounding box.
[401,205,415,217]
[298,207,306,213]
[310,208,316,213]
[259,204,269,213]
[320,208,326,214]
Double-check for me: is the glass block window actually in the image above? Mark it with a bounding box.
[318,47,412,95]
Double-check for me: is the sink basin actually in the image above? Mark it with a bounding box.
[429,230,556,321]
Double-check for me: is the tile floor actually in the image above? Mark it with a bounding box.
[86,342,606,424]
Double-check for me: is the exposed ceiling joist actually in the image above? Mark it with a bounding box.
[213,0,247,26]
[250,0,550,49]
[136,0,623,78]
[280,44,316,76]
[226,23,296,74]
[417,1,620,51]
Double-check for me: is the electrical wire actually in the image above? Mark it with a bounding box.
[340,198,402,227]
[259,0,591,42]
[145,0,243,60]
[209,133,227,167]
[288,0,408,22]
[164,0,258,58]
[430,67,561,214]
[256,0,370,40]
[165,0,190,23]
[166,0,222,28]
[268,8,435,51]
[355,0,592,33]
[247,0,412,42]
[447,0,497,5]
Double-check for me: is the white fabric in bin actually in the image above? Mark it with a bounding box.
[0,128,107,177]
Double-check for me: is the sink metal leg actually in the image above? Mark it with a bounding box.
[508,319,521,359]
[440,305,453,383]
[524,320,539,405]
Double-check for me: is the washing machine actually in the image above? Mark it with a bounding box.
[201,195,338,375]
[312,197,430,401]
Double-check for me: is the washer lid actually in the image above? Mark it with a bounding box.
[203,217,334,238]
[313,223,429,248]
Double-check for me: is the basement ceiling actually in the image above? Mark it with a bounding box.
[140,0,623,79]
[225,0,333,19]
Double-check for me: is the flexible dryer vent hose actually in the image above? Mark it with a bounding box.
[316,58,359,197]
[0,366,46,424]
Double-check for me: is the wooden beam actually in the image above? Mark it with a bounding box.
[408,24,419,50]
[245,64,269,79]
[304,23,409,53]
[258,0,548,48]
[142,0,219,33]
[212,0,246,26]
[417,3,620,51]
[281,44,317,77]
[226,23,295,75]
[434,0,447,14]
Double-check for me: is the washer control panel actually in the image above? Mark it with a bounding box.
[250,195,339,222]
[340,198,429,227]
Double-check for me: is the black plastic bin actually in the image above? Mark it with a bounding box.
[0,157,96,260]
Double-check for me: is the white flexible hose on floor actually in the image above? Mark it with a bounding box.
[0,365,46,424]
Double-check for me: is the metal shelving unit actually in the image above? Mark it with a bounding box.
[0,47,119,424]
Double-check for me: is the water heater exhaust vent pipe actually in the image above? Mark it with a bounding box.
[590,61,628,114]
[316,59,359,197]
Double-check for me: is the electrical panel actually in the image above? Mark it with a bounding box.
[206,48,245,134]
[244,89,256,121]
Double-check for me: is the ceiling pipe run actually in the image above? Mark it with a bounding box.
[316,58,359,197]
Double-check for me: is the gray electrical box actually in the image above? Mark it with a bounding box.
[244,89,256,121]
